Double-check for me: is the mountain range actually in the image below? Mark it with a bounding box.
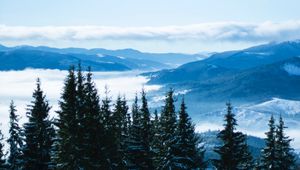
[0,45,204,71]
[146,40,300,103]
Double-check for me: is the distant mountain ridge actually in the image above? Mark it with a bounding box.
[0,49,131,71]
[203,40,300,70]
[0,44,204,71]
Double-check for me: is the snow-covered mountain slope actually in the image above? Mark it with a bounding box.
[197,98,300,129]
[248,98,300,115]
[195,98,300,148]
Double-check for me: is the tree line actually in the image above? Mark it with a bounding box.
[0,65,297,170]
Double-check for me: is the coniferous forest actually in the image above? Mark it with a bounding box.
[0,65,297,170]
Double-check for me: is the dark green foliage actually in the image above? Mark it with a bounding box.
[23,79,55,170]
[81,68,109,169]
[139,89,154,169]
[160,89,177,137]
[171,97,206,170]
[150,109,161,168]
[157,89,178,169]
[101,87,119,169]
[110,95,129,168]
[213,102,254,170]
[275,115,296,170]
[260,115,296,170]
[7,101,23,170]
[55,66,80,169]
[75,64,85,168]
[260,115,277,170]
[125,94,151,169]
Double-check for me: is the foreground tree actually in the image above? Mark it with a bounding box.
[139,89,154,169]
[101,87,121,169]
[213,102,253,170]
[126,94,151,169]
[82,68,109,169]
[172,98,206,169]
[275,115,296,170]
[75,64,86,168]
[150,109,161,168]
[23,79,55,170]
[55,66,80,169]
[110,95,129,168]
[260,115,277,170]
[7,101,23,170]
[157,89,178,169]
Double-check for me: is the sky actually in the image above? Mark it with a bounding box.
[1,0,300,53]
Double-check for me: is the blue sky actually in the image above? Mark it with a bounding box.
[1,0,300,53]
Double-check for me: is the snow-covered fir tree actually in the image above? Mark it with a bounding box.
[125,94,151,169]
[55,66,81,169]
[260,115,277,170]
[213,102,254,170]
[23,79,55,170]
[157,89,178,170]
[274,115,296,170]
[171,97,206,170]
[74,64,86,168]
[81,68,109,169]
[150,109,161,169]
[139,89,154,169]
[7,101,23,170]
[111,95,129,168]
[101,86,121,169]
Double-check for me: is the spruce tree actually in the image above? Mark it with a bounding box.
[150,109,161,169]
[121,96,131,141]
[243,142,255,169]
[111,95,129,168]
[55,66,81,169]
[139,89,154,169]
[120,96,131,168]
[101,86,117,169]
[0,128,7,169]
[7,101,23,170]
[236,133,255,170]
[82,68,109,169]
[126,94,150,169]
[75,63,85,168]
[213,102,253,170]
[275,115,296,170]
[23,78,55,170]
[158,89,178,170]
[171,97,206,170]
[260,115,277,170]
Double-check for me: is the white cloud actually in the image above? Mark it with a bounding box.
[2,21,300,43]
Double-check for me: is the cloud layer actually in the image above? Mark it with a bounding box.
[2,21,300,43]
